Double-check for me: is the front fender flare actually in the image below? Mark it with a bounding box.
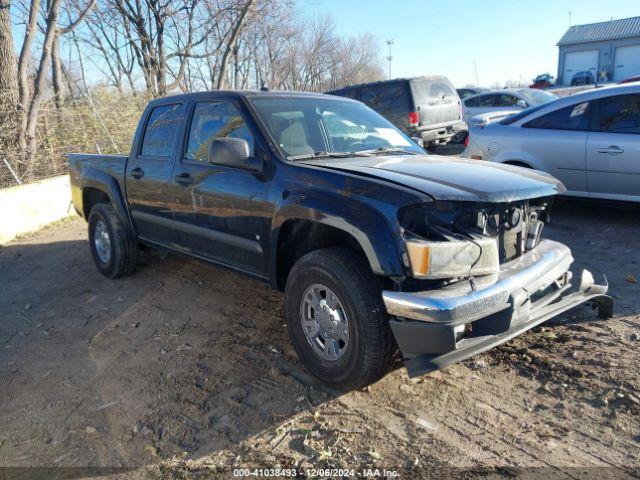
[269,191,406,285]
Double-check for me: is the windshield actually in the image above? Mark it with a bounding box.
[248,96,424,159]
[518,89,558,105]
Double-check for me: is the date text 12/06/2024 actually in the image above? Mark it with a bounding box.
[232,467,400,477]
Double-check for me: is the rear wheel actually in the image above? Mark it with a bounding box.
[285,248,396,390]
[88,203,138,278]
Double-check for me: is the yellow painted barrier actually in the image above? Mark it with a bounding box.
[0,175,74,244]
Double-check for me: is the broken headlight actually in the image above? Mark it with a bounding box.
[405,236,498,279]
[399,200,550,280]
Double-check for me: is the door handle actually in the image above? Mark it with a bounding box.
[131,167,144,179]
[175,172,194,186]
[597,146,624,155]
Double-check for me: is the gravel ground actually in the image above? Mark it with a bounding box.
[0,200,638,479]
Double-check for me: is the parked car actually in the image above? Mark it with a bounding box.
[468,110,520,127]
[530,73,555,89]
[67,90,612,390]
[327,76,465,152]
[618,76,640,84]
[571,71,595,86]
[462,88,558,123]
[462,84,640,203]
[457,87,487,99]
[451,88,490,143]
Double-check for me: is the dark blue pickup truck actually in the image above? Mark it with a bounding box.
[68,90,612,390]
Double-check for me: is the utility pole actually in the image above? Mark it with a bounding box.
[474,60,479,87]
[386,39,394,79]
[569,11,571,25]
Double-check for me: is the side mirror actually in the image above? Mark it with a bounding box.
[411,136,424,148]
[516,99,528,108]
[208,138,260,171]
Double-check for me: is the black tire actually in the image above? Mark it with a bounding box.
[88,203,138,278]
[425,142,437,153]
[452,130,468,144]
[284,248,395,390]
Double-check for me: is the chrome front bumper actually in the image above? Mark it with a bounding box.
[383,239,613,377]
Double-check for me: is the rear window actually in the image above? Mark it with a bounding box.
[518,89,558,106]
[412,79,456,100]
[140,104,184,157]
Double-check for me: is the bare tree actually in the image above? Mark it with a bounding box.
[215,0,254,89]
[50,0,96,108]
[0,0,18,110]
[112,0,218,96]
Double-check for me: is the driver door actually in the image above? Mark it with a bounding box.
[171,99,272,277]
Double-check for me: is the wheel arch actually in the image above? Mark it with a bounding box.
[502,160,534,169]
[270,196,405,291]
[80,168,133,233]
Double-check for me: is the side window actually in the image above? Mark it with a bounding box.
[523,102,590,131]
[185,101,255,163]
[479,95,498,107]
[140,104,183,157]
[599,94,640,134]
[330,87,357,100]
[465,96,480,107]
[497,94,518,107]
[458,90,475,99]
[359,82,411,118]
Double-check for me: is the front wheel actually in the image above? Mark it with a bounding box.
[285,248,396,390]
[88,203,138,278]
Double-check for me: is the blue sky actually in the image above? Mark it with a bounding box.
[302,0,639,87]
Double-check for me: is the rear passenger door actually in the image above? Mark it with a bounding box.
[126,102,185,245]
[586,93,640,201]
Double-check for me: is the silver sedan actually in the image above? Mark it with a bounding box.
[462,83,640,203]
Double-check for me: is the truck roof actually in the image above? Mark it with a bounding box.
[151,89,345,105]
[326,75,450,93]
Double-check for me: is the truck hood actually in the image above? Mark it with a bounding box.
[300,154,565,203]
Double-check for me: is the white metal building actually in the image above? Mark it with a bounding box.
[557,16,640,85]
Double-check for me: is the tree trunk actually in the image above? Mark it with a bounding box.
[24,0,61,168]
[0,0,18,111]
[17,0,39,110]
[52,34,64,109]
[216,0,253,90]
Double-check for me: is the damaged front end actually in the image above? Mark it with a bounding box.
[384,199,613,377]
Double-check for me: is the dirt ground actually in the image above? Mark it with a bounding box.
[1,200,639,479]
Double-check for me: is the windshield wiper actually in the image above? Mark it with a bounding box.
[353,147,422,156]
[287,146,421,161]
[287,151,355,161]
